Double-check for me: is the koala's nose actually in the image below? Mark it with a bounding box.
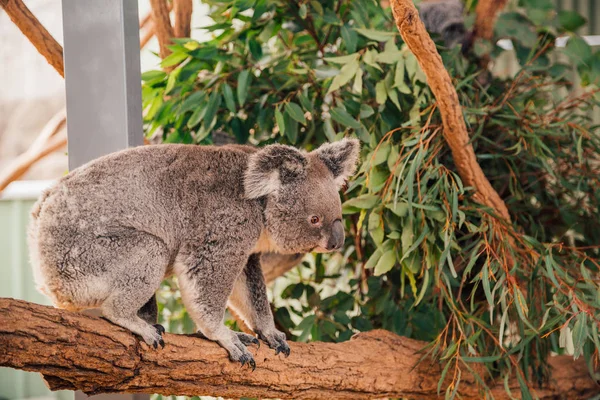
[326,220,344,251]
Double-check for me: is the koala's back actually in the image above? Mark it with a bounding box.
[28,144,258,309]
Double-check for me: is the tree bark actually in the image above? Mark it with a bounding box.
[1,298,598,399]
[389,0,510,222]
[471,0,508,70]
[473,0,508,41]
[173,0,193,38]
[149,0,175,60]
[0,0,64,77]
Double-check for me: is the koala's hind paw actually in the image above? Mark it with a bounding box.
[153,324,166,335]
[235,332,260,348]
[258,329,290,357]
[222,332,258,371]
[151,324,166,349]
[239,353,256,371]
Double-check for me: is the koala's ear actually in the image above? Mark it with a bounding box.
[244,145,308,199]
[312,138,361,189]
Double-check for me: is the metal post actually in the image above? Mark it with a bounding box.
[62,0,143,170]
[61,1,147,399]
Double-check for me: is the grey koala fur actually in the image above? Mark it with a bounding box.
[28,138,360,369]
[212,132,307,281]
[418,0,467,49]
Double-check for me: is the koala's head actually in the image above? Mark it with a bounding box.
[244,138,360,254]
[418,0,466,49]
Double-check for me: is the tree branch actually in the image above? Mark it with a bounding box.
[0,109,67,193]
[1,298,598,399]
[139,10,153,30]
[173,0,193,38]
[473,0,508,41]
[262,252,305,283]
[140,23,156,50]
[0,0,64,77]
[389,0,510,222]
[470,0,508,70]
[0,6,164,195]
[149,0,175,60]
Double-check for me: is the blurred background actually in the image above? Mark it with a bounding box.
[0,0,215,181]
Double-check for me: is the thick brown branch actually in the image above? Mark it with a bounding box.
[389,0,510,222]
[0,0,64,77]
[473,0,508,41]
[1,298,598,399]
[173,0,193,38]
[149,0,175,60]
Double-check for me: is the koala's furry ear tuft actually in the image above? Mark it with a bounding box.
[313,138,361,189]
[244,145,308,199]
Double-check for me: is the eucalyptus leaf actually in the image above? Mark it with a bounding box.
[237,69,252,107]
[354,28,396,42]
[330,107,361,129]
[285,102,307,124]
[374,250,397,276]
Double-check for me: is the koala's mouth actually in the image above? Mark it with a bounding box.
[312,246,332,254]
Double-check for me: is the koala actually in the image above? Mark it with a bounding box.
[418,0,467,49]
[28,138,360,369]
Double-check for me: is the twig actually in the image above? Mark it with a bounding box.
[140,23,156,49]
[139,10,152,29]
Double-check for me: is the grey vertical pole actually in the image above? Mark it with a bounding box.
[62,0,144,171]
[61,1,147,400]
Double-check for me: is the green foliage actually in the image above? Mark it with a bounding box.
[142,0,600,397]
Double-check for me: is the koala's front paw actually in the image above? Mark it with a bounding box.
[258,329,290,357]
[238,352,256,371]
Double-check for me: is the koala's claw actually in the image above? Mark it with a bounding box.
[235,332,260,348]
[258,329,290,357]
[275,342,291,357]
[151,338,165,349]
[239,353,256,371]
[151,324,166,349]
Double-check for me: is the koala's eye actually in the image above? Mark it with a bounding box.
[310,216,320,225]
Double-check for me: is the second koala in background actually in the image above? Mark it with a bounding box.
[29,138,360,370]
[418,0,467,49]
